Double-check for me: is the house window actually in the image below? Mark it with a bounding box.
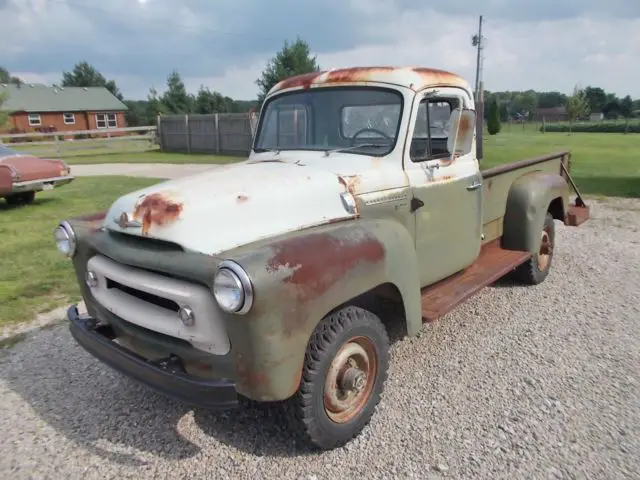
[63,112,75,125]
[96,113,118,129]
[28,113,41,126]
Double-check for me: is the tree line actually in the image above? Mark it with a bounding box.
[2,37,639,129]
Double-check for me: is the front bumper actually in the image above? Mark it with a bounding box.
[67,304,239,410]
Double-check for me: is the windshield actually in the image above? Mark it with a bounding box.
[253,86,404,156]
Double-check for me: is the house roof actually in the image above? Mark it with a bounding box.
[0,84,128,113]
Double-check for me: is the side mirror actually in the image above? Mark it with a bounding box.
[446,108,476,156]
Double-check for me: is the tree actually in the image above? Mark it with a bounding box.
[566,85,590,134]
[0,91,10,127]
[255,37,320,104]
[584,86,606,114]
[620,95,633,133]
[194,86,233,114]
[146,87,167,123]
[603,93,620,119]
[61,61,123,100]
[0,66,23,85]
[487,98,501,135]
[160,70,193,114]
[498,102,509,122]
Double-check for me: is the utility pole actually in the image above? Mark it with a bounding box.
[472,15,486,160]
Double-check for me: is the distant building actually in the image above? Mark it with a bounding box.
[0,83,128,135]
[533,106,568,122]
[589,112,604,121]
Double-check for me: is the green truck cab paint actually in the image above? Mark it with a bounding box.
[54,66,590,451]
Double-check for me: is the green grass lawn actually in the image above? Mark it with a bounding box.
[0,176,161,327]
[481,127,640,198]
[65,150,242,165]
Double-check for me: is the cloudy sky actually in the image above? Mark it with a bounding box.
[1,0,639,100]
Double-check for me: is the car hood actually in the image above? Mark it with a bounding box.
[103,159,365,255]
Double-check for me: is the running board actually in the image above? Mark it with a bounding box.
[421,240,532,322]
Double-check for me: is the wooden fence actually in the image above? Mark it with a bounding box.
[157,113,258,156]
[0,126,158,158]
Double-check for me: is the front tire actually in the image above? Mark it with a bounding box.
[513,212,555,285]
[287,306,389,450]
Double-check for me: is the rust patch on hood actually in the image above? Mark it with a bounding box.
[133,192,183,236]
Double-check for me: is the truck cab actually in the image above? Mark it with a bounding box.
[55,66,589,451]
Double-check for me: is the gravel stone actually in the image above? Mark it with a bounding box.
[1,196,639,479]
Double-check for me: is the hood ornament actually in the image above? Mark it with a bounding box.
[115,212,142,229]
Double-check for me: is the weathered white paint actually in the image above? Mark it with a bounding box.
[101,78,478,257]
[104,156,406,255]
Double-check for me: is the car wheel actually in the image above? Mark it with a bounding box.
[286,305,389,450]
[513,212,555,285]
[6,191,35,206]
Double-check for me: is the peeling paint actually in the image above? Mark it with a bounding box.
[267,230,385,305]
[269,66,469,96]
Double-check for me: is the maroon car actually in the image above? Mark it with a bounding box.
[0,144,74,206]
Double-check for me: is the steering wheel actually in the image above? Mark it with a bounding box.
[350,127,393,146]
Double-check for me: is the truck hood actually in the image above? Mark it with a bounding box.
[103,159,363,255]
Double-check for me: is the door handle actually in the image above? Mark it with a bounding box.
[467,181,482,191]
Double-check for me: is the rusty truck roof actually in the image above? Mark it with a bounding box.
[269,66,471,96]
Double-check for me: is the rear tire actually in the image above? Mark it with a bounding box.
[286,306,389,450]
[513,212,555,285]
[6,191,35,206]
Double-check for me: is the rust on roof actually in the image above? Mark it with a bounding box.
[269,66,469,95]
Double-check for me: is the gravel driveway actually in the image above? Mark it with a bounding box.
[1,197,639,479]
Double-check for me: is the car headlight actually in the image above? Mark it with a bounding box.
[213,260,254,314]
[53,221,76,257]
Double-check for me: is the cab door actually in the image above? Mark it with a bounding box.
[403,88,482,288]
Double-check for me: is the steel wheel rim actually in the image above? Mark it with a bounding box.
[323,336,378,424]
[537,228,553,271]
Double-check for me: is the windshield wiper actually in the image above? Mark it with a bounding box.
[323,143,391,157]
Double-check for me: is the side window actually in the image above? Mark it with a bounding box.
[341,104,401,140]
[260,104,309,148]
[410,98,458,162]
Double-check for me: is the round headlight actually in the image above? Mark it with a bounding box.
[53,221,76,257]
[213,260,254,314]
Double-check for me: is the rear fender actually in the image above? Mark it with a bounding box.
[221,218,421,402]
[502,172,569,254]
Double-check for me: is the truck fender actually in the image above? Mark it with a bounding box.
[501,171,569,254]
[221,218,422,402]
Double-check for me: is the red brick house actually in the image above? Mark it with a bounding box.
[0,83,128,136]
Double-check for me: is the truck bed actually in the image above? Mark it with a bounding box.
[420,150,589,322]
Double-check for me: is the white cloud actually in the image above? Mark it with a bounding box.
[1,0,639,99]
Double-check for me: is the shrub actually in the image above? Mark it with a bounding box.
[487,98,501,135]
[540,120,640,133]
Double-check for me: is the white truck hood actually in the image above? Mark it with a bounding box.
[103,159,364,255]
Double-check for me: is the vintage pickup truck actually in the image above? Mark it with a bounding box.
[54,66,590,450]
